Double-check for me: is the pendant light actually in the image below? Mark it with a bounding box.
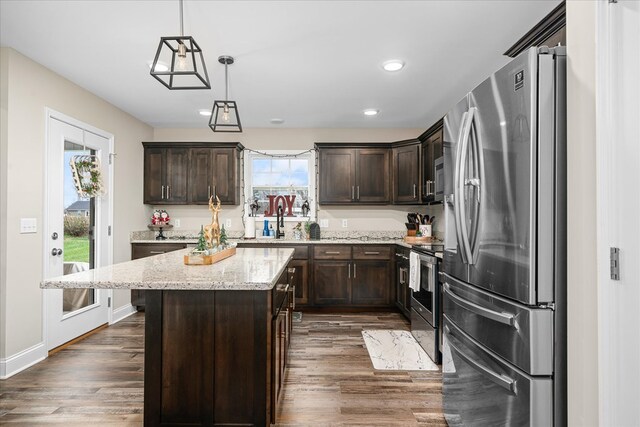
[150,0,210,90]
[209,56,242,133]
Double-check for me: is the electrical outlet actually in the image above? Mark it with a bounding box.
[342,219,348,228]
[174,219,181,228]
[225,219,232,228]
[319,219,329,228]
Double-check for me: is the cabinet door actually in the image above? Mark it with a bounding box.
[393,143,421,204]
[352,260,390,306]
[189,148,213,204]
[211,148,238,205]
[271,306,287,423]
[144,147,165,203]
[288,259,309,306]
[318,149,356,204]
[395,261,406,312]
[313,261,350,305]
[165,148,189,204]
[356,148,390,203]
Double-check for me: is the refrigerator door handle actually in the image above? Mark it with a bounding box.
[443,282,516,327]
[454,111,469,264]
[445,325,517,393]
[457,108,475,264]
[468,110,484,262]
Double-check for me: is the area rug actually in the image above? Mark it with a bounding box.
[362,330,439,371]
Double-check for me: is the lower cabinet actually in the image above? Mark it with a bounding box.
[130,242,187,310]
[394,247,411,318]
[272,292,289,423]
[288,259,309,306]
[312,245,392,307]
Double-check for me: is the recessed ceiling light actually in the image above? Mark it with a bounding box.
[270,118,285,125]
[147,60,169,72]
[363,109,379,116]
[383,60,405,72]
[198,109,212,116]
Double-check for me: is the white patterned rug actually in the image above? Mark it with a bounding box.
[362,330,439,371]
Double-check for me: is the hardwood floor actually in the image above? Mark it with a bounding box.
[0,311,445,426]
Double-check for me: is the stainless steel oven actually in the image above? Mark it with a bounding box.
[410,250,440,363]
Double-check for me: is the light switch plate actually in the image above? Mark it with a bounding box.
[174,219,181,227]
[320,219,329,228]
[342,219,348,228]
[225,219,232,228]
[20,218,37,234]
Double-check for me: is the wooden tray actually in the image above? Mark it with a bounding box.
[184,246,236,265]
[404,236,437,244]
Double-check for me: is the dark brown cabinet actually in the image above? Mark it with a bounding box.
[394,246,411,318]
[189,147,239,205]
[143,147,189,204]
[392,140,421,204]
[130,242,187,310]
[421,124,443,203]
[272,292,289,423]
[143,142,242,205]
[288,259,309,306]
[317,144,390,204]
[312,245,391,307]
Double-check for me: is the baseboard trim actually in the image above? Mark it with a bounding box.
[0,341,47,379]
[111,303,136,324]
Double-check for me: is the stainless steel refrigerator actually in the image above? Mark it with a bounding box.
[441,46,566,426]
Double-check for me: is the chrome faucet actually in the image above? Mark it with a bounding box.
[276,205,285,239]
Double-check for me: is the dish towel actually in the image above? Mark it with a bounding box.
[409,252,421,293]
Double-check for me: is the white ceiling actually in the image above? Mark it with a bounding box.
[0,0,561,130]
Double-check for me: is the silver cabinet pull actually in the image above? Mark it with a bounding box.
[292,285,296,310]
[364,251,380,255]
[348,263,351,279]
[351,186,355,200]
[149,251,166,254]
[167,185,171,199]
[413,184,417,199]
[325,251,341,255]
[208,185,211,198]
[161,185,165,199]
[357,186,360,200]
[444,282,515,327]
[213,185,217,200]
[353,263,356,278]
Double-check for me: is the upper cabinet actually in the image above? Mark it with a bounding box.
[317,144,390,205]
[143,142,243,205]
[392,140,421,204]
[503,2,565,58]
[420,121,443,203]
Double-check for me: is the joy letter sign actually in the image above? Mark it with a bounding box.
[264,195,296,216]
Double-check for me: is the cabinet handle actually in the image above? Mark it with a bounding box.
[351,186,355,200]
[364,251,380,255]
[149,251,166,254]
[161,185,165,200]
[208,185,211,198]
[167,185,171,199]
[348,263,351,278]
[292,285,296,310]
[357,186,360,200]
[325,251,341,255]
[214,185,217,200]
[353,263,357,278]
[413,184,417,199]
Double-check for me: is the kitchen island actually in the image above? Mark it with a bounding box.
[42,247,295,427]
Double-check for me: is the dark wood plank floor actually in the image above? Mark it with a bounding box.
[0,311,445,426]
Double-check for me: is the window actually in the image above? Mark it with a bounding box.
[244,151,315,220]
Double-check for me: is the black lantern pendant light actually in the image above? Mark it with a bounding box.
[150,0,210,90]
[209,56,242,133]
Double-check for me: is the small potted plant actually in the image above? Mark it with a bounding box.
[293,222,303,240]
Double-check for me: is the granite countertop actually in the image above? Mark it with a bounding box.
[130,237,415,248]
[41,247,295,291]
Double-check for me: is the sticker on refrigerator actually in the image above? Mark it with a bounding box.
[514,70,525,91]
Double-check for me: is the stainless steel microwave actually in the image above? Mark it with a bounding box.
[433,156,444,202]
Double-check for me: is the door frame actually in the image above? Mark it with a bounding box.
[595,1,640,425]
[42,108,115,351]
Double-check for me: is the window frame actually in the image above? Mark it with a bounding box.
[243,150,316,222]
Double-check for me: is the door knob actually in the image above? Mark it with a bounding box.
[51,248,63,256]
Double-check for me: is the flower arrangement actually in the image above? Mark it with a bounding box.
[70,155,104,198]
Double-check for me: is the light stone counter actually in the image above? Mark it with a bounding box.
[130,237,415,248]
[41,247,294,291]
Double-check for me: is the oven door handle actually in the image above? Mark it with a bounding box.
[445,325,517,394]
[443,282,515,327]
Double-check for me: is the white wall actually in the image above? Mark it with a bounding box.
[566,3,599,426]
[0,47,152,362]
[152,127,445,235]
